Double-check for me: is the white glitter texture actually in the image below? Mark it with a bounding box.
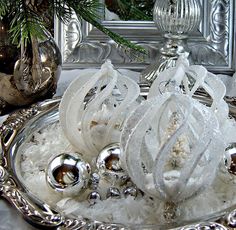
[19,122,236,226]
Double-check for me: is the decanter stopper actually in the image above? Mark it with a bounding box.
[140,0,201,84]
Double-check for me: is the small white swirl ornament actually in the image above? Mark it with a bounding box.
[59,61,140,161]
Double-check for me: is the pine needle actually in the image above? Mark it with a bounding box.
[10,0,47,46]
[0,0,11,17]
[1,0,147,54]
[111,0,152,21]
[72,0,147,54]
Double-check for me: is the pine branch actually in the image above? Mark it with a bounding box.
[84,13,146,53]
[1,0,147,54]
[105,0,152,21]
[0,0,11,17]
[49,0,73,24]
[66,0,102,19]
[10,0,47,46]
[122,0,153,21]
[71,0,146,54]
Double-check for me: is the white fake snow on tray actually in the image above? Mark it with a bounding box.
[18,123,236,226]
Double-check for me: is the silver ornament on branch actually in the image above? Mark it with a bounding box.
[46,153,91,196]
[0,17,61,115]
[59,60,140,162]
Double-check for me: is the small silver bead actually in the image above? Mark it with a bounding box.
[119,175,130,186]
[91,173,100,183]
[87,191,101,205]
[225,143,236,175]
[123,186,138,198]
[106,187,121,199]
[89,172,100,190]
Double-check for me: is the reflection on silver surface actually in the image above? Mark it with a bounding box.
[55,1,235,76]
[123,186,138,198]
[87,191,101,205]
[89,172,100,190]
[106,187,121,199]
[96,143,127,184]
[140,0,201,84]
[0,17,61,115]
[225,143,236,175]
[46,153,91,194]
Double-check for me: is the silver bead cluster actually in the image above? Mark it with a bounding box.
[87,144,143,204]
[45,144,144,205]
[87,173,101,205]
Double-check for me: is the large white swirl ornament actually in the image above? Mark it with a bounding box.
[59,61,140,161]
[148,57,228,128]
[120,92,225,203]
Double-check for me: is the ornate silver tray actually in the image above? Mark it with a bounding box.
[1,91,236,230]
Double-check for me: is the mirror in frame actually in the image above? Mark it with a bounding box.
[54,0,236,76]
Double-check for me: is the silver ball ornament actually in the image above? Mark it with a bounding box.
[46,153,91,195]
[96,143,127,184]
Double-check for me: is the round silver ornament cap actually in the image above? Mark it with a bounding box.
[46,153,91,195]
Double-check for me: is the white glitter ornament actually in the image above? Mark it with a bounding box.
[120,92,225,203]
[148,57,229,128]
[59,61,140,161]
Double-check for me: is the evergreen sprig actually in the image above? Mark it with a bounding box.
[111,0,153,21]
[10,0,47,46]
[0,0,146,53]
[49,0,74,24]
[0,0,11,18]
[71,0,145,53]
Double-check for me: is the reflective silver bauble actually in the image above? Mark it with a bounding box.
[0,16,61,115]
[123,186,138,198]
[106,187,121,199]
[225,143,236,175]
[119,175,130,186]
[46,153,91,195]
[87,191,101,205]
[96,143,127,184]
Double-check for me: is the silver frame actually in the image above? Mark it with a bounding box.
[55,0,236,75]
